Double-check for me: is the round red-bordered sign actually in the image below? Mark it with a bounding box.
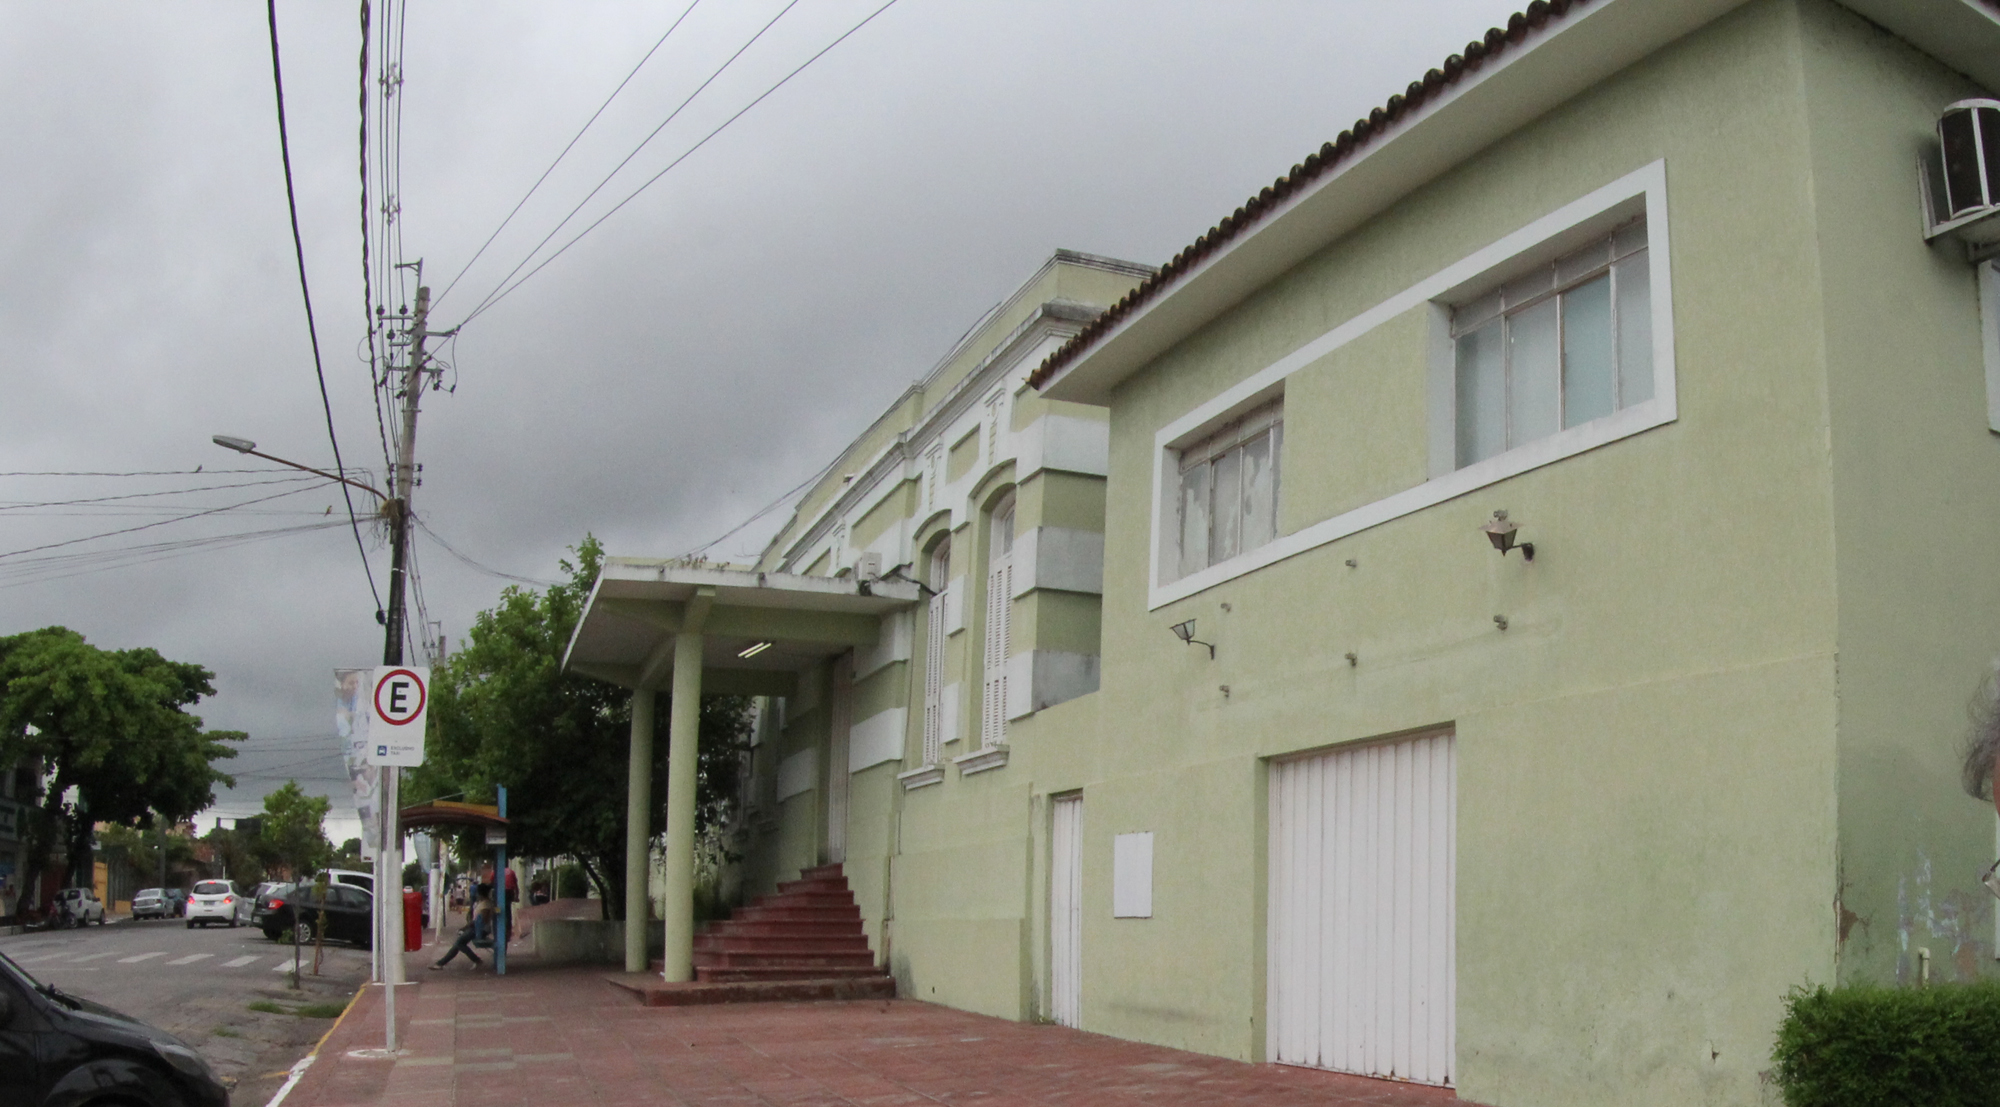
[373,668,427,726]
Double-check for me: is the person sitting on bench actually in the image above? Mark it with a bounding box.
[432,886,493,971]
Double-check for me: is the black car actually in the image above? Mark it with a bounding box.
[0,949,228,1106]
[259,882,372,948]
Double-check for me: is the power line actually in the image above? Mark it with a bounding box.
[0,521,351,591]
[0,474,319,512]
[0,468,305,478]
[460,0,901,326]
[682,456,836,560]
[433,0,703,310]
[456,0,806,324]
[265,0,384,616]
[0,483,330,561]
[412,515,559,587]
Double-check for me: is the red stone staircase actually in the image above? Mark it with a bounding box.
[613,863,895,1007]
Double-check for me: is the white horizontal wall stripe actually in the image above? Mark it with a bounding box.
[847,707,907,772]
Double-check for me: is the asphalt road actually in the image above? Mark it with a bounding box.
[0,915,371,1103]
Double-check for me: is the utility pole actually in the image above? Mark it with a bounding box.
[376,271,449,1052]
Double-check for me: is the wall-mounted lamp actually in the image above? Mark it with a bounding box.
[737,641,773,660]
[1481,510,1534,560]
[1169,619,1215,659]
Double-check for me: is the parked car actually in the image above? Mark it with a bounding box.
[319,868,375,896]
[129,888,171,920]
[53,887,104,927]
[160,888,188,917]
[261,882,371,948]
[0,948,228,1106]
[183,880,249,928]
[251,882,294,935]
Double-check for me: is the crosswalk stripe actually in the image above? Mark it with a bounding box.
[68,952,117,963]
[221,955,261,968]
[14,953,71,964]
[117,952,166,964]
[166,953,212,966]
[273,958,300,972]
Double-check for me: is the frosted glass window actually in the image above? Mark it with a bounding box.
[1451,218,1652,467]
[1562,274,1615,428]
[1173,402,1282,580]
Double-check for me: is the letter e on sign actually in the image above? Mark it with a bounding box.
[369,666,429,767]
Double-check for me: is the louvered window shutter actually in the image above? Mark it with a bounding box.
[923,587,947,765]
[983,557,1011,748]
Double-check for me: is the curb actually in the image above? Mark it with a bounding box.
[260,984,366,1107]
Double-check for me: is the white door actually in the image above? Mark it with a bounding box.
[826,658,852,864]
[1268,731,1455,1085]
[1051,793,1083,1027]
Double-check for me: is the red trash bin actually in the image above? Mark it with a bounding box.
[402,889,423,952]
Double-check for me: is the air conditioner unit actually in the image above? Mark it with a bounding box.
[855,552,883,583]
[1923,98,2000,261]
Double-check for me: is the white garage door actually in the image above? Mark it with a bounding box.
[1268,731,1455,1085]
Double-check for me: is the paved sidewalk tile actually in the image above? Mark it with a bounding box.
[286,958,1473,1107]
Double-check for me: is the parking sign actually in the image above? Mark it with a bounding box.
[370,666,429,766]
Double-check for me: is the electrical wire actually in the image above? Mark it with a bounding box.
[266,0,384,616]
[0,468,304,477]
[433,0,703,311]
[459,0,901,326]
[412,515,558,586]
[0,483,330,561]
[0,474,319,512]
[0,521,351,590]
[455,0,806,324]
[681,455,837,560]
[359,0,395,481]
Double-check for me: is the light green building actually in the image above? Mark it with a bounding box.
[570,1,2000,1102]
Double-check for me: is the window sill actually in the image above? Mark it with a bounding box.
[898,765,945,790]
[952,746,1010,776]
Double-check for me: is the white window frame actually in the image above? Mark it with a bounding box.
[1146,159,1676,610]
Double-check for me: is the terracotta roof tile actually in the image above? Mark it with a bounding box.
[1028,0,1592,391]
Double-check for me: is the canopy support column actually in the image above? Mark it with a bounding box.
[661,594,709,981]
[623,688,655,973]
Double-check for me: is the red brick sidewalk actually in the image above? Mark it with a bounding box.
[282,958,1467,1107]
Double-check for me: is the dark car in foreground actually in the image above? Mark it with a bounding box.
[259,882,372,947]
[0,948,228,1106]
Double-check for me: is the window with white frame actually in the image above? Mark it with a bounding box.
[921,537,951,766]
[1453,219,1651,467]
[1174,402,1282,580]
[981,497,1014,750]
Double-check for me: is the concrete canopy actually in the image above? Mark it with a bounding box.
[562,559,921,694]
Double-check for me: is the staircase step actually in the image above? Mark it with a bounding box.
[797,863,847,881]
[694,964,889,983]
[775,877,851,896]
[758,891,857,909]
[734,905,861,923]
[694,933,870,953]
[705,919,865,940]
[688,943,876,959]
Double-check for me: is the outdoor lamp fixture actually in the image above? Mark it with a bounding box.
[1481,510,1534,561]
[1169,619,1215,659]
[737,641,773,660]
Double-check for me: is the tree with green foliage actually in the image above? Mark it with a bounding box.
[258,781,331,879]
[409,537,749,919]
[0,626,242,908]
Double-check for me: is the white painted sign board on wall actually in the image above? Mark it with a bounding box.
[369,666,429,767]
[1113,831,1153,918]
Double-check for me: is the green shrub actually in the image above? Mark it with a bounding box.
[555,863,590,899]
[1773,981,2000,1106]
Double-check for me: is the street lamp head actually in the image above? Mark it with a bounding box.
[212,435,257,454]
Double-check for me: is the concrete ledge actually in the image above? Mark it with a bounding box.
[535,919,663,965]
[605,973,896,1007]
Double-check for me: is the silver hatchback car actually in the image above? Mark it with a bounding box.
[184,879,251,928]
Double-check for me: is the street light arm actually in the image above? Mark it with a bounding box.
[211,435,386,501]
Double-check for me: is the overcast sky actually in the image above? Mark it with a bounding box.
[0,0,1520,840]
